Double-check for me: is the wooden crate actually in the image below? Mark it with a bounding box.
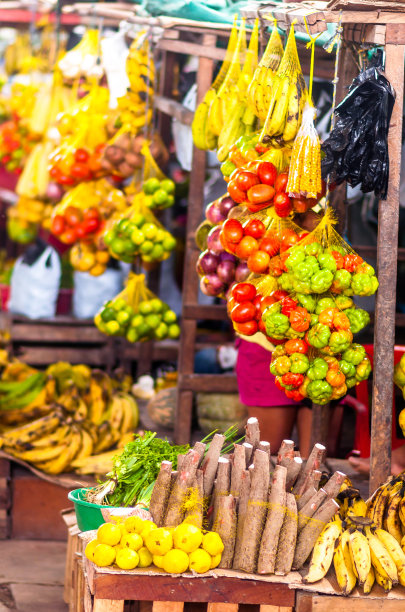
[0,457,11,539]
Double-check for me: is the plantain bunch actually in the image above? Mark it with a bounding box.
[303,476,405,595]
[0,361,138,476]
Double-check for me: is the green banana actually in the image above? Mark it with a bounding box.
[0,372,45,399]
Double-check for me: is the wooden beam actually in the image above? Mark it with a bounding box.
[179,374,238,393]
[370,39,405,495]
[183,304,228,321]
[154,95,194,126]
[157,38,226,61]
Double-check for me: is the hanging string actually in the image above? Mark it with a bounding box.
[303,16,324,105]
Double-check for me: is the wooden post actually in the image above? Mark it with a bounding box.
[370,32,405,494]
[175,34,216,444]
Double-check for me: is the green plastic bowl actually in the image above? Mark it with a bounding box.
[68,488,122,532]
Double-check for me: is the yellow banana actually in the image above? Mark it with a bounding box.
[374,569,392,592]
[36,426,82,474]
[3,439,69,463]
[348,529,371,584]
[0,409,63,446]
[365,526,398,583]
[333,533,357,595]
[259,75,283,140]
[303,519,342,583]
[399,497,405,527]
[369,484,392,529]
[88,376,108,424]
[74,427,94,462]
[206,93,223,139]
[384,490,403,544]
[363,566,375,594]
[375,528,405,586]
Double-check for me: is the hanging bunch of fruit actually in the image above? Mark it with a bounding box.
[0,359,138,475]
[95,274,180,343]
[57,29,104,81]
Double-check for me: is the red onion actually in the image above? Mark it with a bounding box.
[197,250,219,275]
[200,274,224,297]
[46,182,64,202]
[219,251,237,264]
[217,260,235,284]
[235,261,250,282]
[205,201,226,225]
[206,225,223,255]
[219,195,236,217]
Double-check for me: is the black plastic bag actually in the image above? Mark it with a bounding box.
[321,52,395,199]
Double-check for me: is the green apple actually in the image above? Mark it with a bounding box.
[154,322,168,339]
[143,177,160,194]
[168,323,180,339]
[160,179,175,194]
[163,310,177,324]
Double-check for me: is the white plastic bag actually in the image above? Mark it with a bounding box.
[9,246,61,319]
[73,268,124,319]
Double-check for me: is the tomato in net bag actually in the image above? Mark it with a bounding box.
[104,192,176,265]
[276,208,379,297]
[50,179,127,245]
[95,273,180,342]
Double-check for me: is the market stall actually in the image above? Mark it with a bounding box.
[0,0,405,610]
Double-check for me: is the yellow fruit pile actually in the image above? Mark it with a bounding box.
[70,242,110,276]
[86,518,224,574]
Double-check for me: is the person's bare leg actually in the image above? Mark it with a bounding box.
[247,405,297,454]
[348,443,405,475]
[297,406,312,459]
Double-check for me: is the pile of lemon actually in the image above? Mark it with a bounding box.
[85,516,224,574]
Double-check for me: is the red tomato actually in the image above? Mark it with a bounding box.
[243,219,266,239]
[255,143,268,155]
[227,179,246,204]
[246,201,273,213]
[280,229,299,252]
[83,207,100,220]
[284,338,308,355]
[236,235,259,259]
[232,283,256,303]
[257,161,277,186]
[58,173,75,186]
[274,192,292,218]
[259,296,277,316]
[247,250,270,274]
[49,166,60,179]
[259,235,280,257]
[231,301,256,323]
[222,218,243,244]
[253,295,263,320]
[291,197,311,214]
[74,222,87,239]
[51,215,66,236]
[71,162,91,180]
[94,143,106,155]
[235,171,260,192]
[235,319,258,336]
[298,232,310,241]
[247,184,275,204]
[74,148,90,163]
[272,290,289,302]
[258,319,267,334]
[82,217,101,234]
[284,389,305,402]
[60,229,77,245]
[64,206,82,227]
[220,230,237,254]
[275,172,288,193]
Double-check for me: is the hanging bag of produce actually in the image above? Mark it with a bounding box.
[95,273,180,342]
[73,263,125,319]
[104,193,176,264]
[138,142,175,211]
[9,241,61,319]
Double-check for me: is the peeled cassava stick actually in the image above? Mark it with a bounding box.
[245,417,260,450]
[286,456,303,491]
[297,488,328,533]
[292,498,339,569]
[257,464,287,574]
[177,455,185,471]
[170,471,178,488]
[230,444,246,498]
[311,470,322,490]
[275,492,298,576]
[297,486,317,511]
[183,469,204,529]
[258,440,271,457]
[243,442,253,465]
[277,439,295,467]
[293,443,326,498]
[234,450,270,573]
[323,471,346,499]
[212,495,237,569]
[211,457,231,527]
[232,469,250,569]
[192,441,206,465]
[164,450,200,527]
[149,460,172,527]
[201,433,225,497]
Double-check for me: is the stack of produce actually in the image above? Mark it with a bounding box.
[0,360,138,475]
[0,118,39,174]
[145,417,344,575]
[303,474,405,594]
[95,274,180,342]
[85,515,224,574]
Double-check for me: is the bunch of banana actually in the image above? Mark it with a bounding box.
[247,25,284,123]
[4,33,33,75]
[259,25,307,144]
[192,17,239,151]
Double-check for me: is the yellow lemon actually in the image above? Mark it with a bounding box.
[89,263,106,277]
[210,553,222,569]
[121,533,143,551]
[189,548,212,574]
[153,554,165,569]
[138,546,153,568]
[97,523,122,547]
[96,250,110,264]
[124,516,145,534]
[145,527,173,556]
[93,543,116,567]
[202,532,224,556]
[119,524,128,538]
[173,523,202,553]
[162,549,189,574]
[84,539,99,562]
[140,521,157,541]
[116,548,139,570]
